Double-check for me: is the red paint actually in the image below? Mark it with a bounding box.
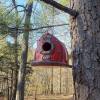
[31,33,68,66]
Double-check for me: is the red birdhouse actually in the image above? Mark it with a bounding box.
[31,33,69,67]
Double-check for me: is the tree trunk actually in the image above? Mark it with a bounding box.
[11,18,19,100]
[16,2,33,100]
[70,0,100,100]
[51,67,53,94]
[59,67,62,94]
[11,1,19,99]
[12,70,18,100]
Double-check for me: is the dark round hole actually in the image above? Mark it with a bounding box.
[42,42,51,51]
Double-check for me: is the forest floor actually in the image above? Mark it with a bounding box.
[0,95,73,100]
[25,94,73,100]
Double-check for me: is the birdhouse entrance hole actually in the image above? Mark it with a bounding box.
[42,42,51,51]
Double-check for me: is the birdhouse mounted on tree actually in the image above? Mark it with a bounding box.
[31,33,69,67]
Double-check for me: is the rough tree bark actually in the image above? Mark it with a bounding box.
[70,0,100,100]
[16,1,33,100]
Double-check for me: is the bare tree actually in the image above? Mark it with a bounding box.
[16,1,33,100]
[11,0,19,100]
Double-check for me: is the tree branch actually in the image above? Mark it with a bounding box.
[40,0,78,17]
[8,23,69,32]
[6,5,26,16]
[12,0,18,12]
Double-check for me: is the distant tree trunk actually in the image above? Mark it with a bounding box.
[7,72,10,100]
[10,69,13,100]
[16,2,33,100]
[12,70,18,100]
[11,18,19,100]
[70,0,100,100]
[11,1,19,99]
[51,67,53,94]
[59,67,62,94]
